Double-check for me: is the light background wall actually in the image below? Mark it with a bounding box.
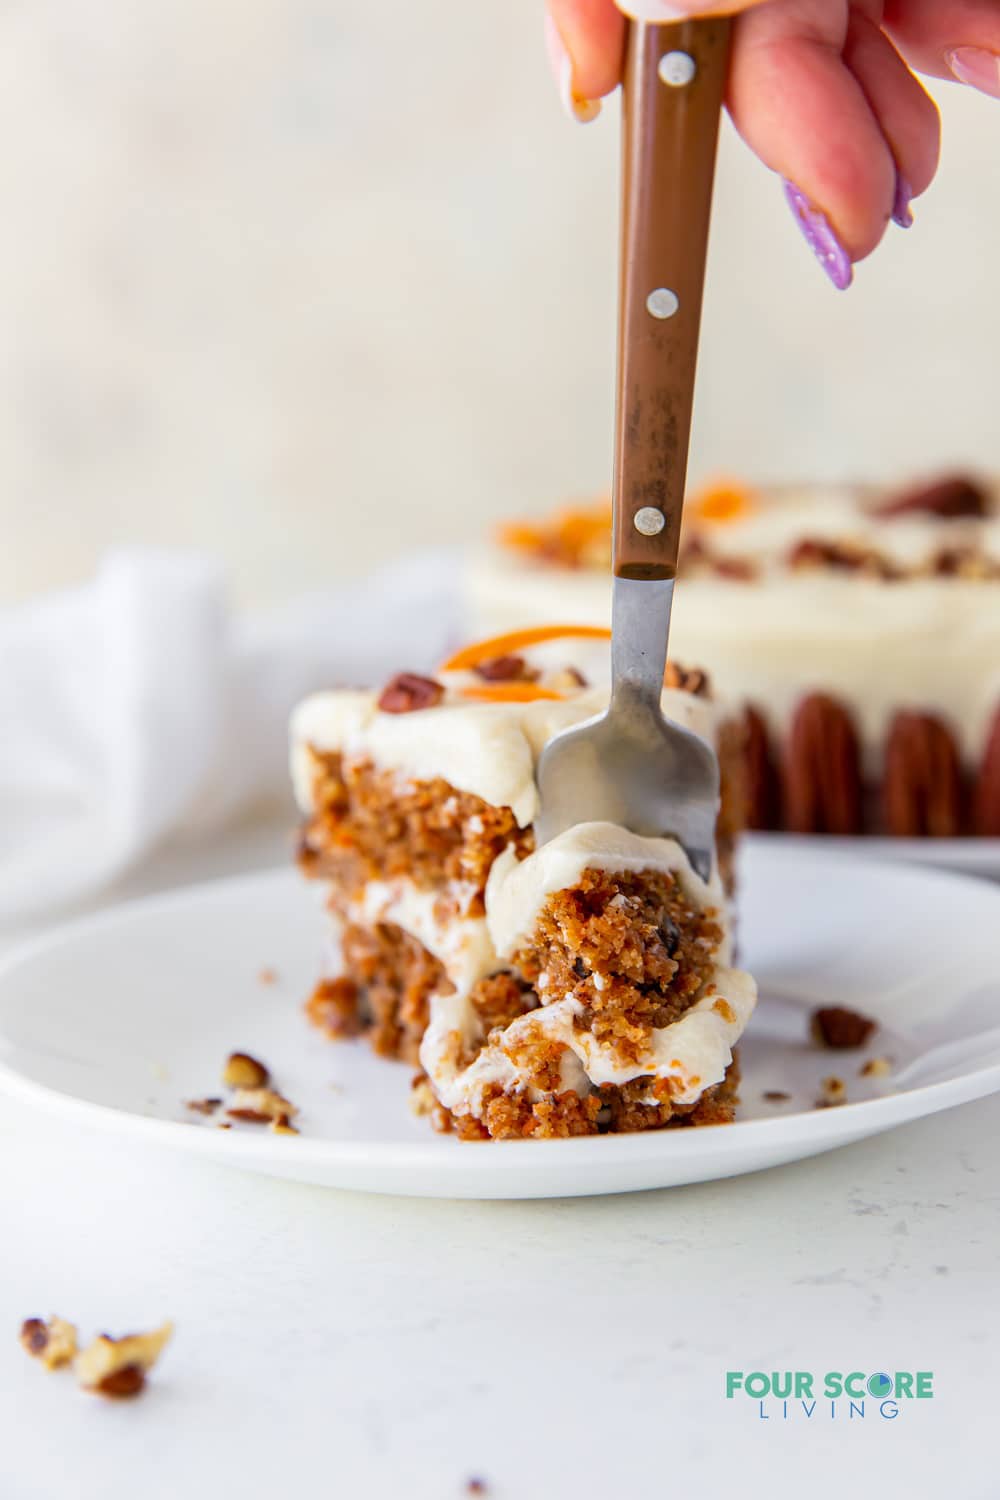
[0,0,996,606]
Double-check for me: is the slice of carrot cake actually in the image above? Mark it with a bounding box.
[291,628,757,1140]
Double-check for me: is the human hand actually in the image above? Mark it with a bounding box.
[545,1,1000,288]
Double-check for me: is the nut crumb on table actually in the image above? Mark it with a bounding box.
[20,1317,173,1400]
[75,1321,174,1399]
[19,1316,78,1370]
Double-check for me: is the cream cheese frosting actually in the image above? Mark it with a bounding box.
[465,482,1000,766]
[291,669,716,830]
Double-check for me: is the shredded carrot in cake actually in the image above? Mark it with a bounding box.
[441,625,611,673]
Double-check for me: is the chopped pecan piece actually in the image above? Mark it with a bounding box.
[783,694,863,834]
[711,556,758,581]
[75,1322,173,1399]
[185,1097,223,1116]
[222,1051,270,1090]
[19,1316,78,1370]
[376,672,443,713]
[860,1057,892,1078]
[742,705,780,831]
[929,545,996,579]
[97,1365,147,1399]
[875,473,990,520]
[663,661,711,698]
[817,1076,847,1107]
[227,1086,298,1123]
[472,654,537,683]
[882,712,964,837]
[543,665,588,692]
[974,705,1000,836]
[812,1005,877,1050]
[763,1090,791,1103]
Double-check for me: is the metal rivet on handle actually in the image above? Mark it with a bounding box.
[646,287,679,320]
[634,507,666,537]
[659,51,697,88]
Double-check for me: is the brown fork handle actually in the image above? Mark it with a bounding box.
[612,17,731,581]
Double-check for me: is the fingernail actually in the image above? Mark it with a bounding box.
[782,179,853,291]
[622,1,695,15]
[892,173,914,229]
[544,14,601,125]
[946,46,1000,100]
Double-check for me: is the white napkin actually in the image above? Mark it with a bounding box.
[0,548,462,921]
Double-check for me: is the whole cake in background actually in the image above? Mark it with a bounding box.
[291,629,756,1140]
[467,474,1000,839]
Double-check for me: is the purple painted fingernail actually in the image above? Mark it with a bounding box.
[892,173,914,229]
[782,179,853,291]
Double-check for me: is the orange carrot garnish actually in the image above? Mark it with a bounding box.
[458,683,567,704]
[441,625,611,674]
[688,479,756,526]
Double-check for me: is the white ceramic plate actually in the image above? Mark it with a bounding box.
[0,844,998,1199]
[748,831,1000,879]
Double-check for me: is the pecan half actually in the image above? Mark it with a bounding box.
[973,705,1000,836]
[376,673,443,714]
[783,694,863,834]
[742,705,780,831]
[882,711,964,837]
[875,473,990,520]
[472,654,537,683]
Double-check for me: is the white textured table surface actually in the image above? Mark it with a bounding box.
[1,827,998,1500]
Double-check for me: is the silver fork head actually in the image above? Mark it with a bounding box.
[534,696,719,881]
[534,577,720,882]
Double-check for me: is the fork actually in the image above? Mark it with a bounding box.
[535,16,731,881]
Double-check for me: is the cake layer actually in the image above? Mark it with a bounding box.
[294,632,756,1138]
[419,825,754,1129]
[292,655,716,832]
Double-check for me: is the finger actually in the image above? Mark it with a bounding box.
[547,0,626,113]
[843,10,941,224]
[885,0,1000,94]
[726,1,897,280]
